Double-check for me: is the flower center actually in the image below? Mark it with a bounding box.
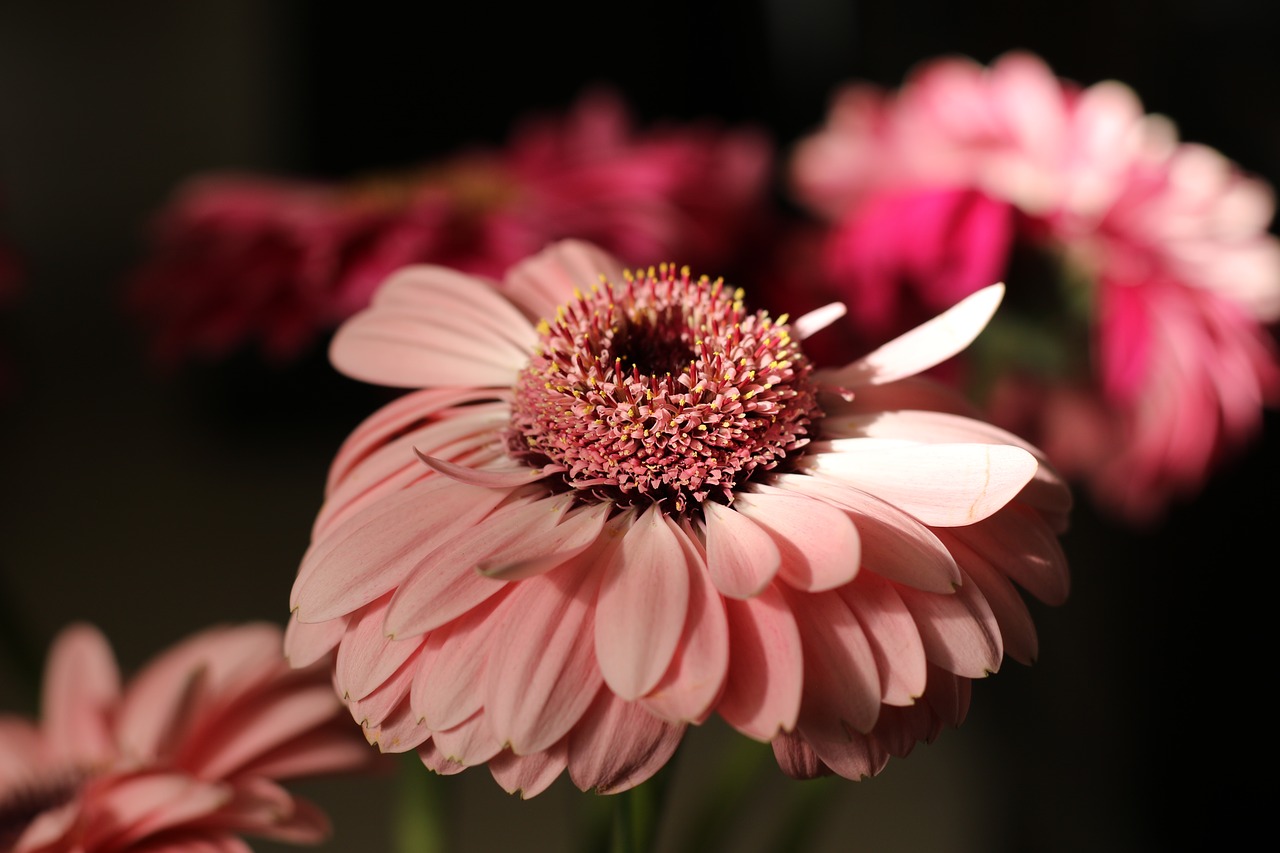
[507,264,822,514]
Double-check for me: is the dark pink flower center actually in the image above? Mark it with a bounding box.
[507,264,821,514]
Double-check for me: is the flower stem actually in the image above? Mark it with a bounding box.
[394,755,449,853]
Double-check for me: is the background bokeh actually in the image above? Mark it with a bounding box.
[1,2,1276,851]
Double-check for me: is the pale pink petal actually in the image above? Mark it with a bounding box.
[484,552,608,755]
[431,712,503,768]
[292,480,508,622]
[717,585,803,740]
[80,774,231,850]
[837,573,927,706]
[235,719,375,780]
[731,490,861,592]
[361,696,430,754]
[896,581,1003,677]
[595,506,692,700]
[817,284,1005,388]
[802,441,1038,526]
[567,690,686,794]
[41,623,121,765]
[478,501,612,581]
[283,611,347,668]
[785,588,882,735]
[639,531,729,724]
[334,598,422,702]
[488,741,569,798]
[702,500,781,599]
[791,302,848,340]
[415,451,563,488]
[946,502,1071,605]
[769,474,960,593]
[384,493,569,638]
[329,265,536,388]
[502,239,629,321]
[410,593,507,731]
[344,642,420,730]
[946,539,1039,666]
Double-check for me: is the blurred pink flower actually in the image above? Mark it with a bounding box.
[787,51,1280,524]
[0,622,375,852]
[126,88,772,366]
[286,239,1071,795]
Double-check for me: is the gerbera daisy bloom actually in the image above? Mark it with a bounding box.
[0,621,376,852]
[126,88,771,367]
[786,50,1280,524]
[286,239,1071,795]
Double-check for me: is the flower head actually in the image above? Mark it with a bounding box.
[126,89,771,366]
[0,622,375,852]
[786,50,1280,524]
[287,239,1071,795]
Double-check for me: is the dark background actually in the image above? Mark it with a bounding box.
[1,2,1276,851]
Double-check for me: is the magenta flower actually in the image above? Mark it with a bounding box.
[787,51,1280,524]
[286,239,1071,796]
[0,622,375,852]
[126,89,771,366]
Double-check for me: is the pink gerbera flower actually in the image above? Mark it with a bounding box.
[787,50,1280,524]
[126,88,771,367]
[286,239,1071,795]
[0,622,376,852]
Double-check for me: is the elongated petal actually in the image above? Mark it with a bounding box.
[595,506,692,700]
[702,500,781,599]
[502,239,629,322]
[639,533,729,724]
[837,574,927,706]
[293,480,507,622]
[818,284,1004,388]
[479,501,612,581]
[431,712,503,768]
[283,612,347,669]
[334,599,421,702]
[769,474,960,593]
[330,265,536,388]
[42,623,121,765]
[410,598,508,735]
[897,581,1003,677]
[801,441,1037,526]
[939,533,1039,665]
[947,502,1071,605]
[567,690,686,794]
[717,585,803,740]
[488,741,569,799]
[484,556,607,755]
[785,588,882,735]
[415,451,563,488]
[732,490,861,592]
[792,302,847,340]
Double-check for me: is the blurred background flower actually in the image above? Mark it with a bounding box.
[784,50,1280,525]
[1,2,1277,852]
[125,88,772,367]
[0,621,377,852]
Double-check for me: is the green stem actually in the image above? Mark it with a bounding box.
[394,755,450,853]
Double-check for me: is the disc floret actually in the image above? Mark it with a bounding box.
[508,263,822,513]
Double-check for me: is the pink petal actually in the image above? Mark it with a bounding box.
[283,612,347,669]
[802,441,1038,526]
[292,479,507,623]
[818,284,1005,389]
[330,265,536,389]
[785,588,882,735]
[731,490,861,592]
[478,501,612,581]
[41,623,121,765]
[488,741,569,798]
[484,551,608,755]
[501,239,629,321]
[794,720,888,782]
[79,773,230,850]
[415,451,563,488]
[410,593,507,731]
[702,500,781,599]
[360,696,430,754]
[939,533,1039,665]
[595,506,692,700]
[567,690,686,795]
[717,584,804,740]
[235,719,375,780]
[639,529,729,724]
[791,302,848,340]
[896,580,1003,678]
[384,493,570,638]
[946,502,1071,606]
[836,574,927,706]
[771,730,829,779]
[769,474,960,593]
[334,598,422,702]
[431,712,503,768]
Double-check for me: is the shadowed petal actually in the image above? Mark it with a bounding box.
[732,490,861,592]
[717,585,803,741]
[488,740,569,799]
[567,690,686,794]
